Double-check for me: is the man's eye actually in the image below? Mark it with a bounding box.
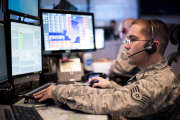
[130,38,137,42]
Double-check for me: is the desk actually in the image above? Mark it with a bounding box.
[15,99,108,120]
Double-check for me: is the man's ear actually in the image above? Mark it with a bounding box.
[154,40,160,49]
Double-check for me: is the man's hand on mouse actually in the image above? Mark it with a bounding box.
[88,77,111,88]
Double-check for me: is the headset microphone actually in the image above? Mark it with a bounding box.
[127,48,146,58]
[128,46,152,58]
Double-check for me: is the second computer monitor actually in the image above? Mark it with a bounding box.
[95,28,105,49]
[11,21,42,76]
[41,9,95,52]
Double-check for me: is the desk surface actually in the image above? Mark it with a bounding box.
[15,99,108,120]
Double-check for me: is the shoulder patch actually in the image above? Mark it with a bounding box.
[131,86,151,106]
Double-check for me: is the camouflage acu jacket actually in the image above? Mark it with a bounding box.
[52,59,180,119]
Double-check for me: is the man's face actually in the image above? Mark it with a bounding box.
[124,24,149,66]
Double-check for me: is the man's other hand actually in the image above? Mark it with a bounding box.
[33,84,56,102]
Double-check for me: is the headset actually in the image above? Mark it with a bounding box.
[128,20,157,58]
[144,20,157,54]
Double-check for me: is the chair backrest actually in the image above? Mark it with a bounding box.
[168,81,180,120]
[169,96,180,120]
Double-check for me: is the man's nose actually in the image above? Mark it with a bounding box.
[124,43,131,50]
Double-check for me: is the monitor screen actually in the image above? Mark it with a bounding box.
[11,21,42,76]
[41,9,95,52]
[95,28,104,49]
[0,23,8,83]
[8,0,39,18]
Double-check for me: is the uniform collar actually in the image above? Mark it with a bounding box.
[136,58,168,79]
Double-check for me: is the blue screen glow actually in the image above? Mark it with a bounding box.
[8,0,39,17]
[42,12,95,51]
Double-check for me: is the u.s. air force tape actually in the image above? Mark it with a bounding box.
[131,86,151,106]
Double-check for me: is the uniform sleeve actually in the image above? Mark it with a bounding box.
[51,75,174,118]
[109,80,123,89]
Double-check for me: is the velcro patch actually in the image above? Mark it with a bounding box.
[131,86,151,105]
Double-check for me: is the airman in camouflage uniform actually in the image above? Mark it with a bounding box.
[34,19,180,120]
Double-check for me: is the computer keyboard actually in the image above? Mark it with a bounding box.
[12,105,43,120]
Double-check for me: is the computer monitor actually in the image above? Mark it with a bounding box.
[0,23,8,83]
[41,9,95,53]
[10,21,42,76]
[8,0,39,19]
[95,28,104,49]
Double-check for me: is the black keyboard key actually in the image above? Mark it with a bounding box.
[12,106,43,120]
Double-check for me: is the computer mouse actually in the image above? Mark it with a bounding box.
[89,79,99,87]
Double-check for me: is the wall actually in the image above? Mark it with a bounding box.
[40,0,87,11]
[90,0,138,26]
[92,40,122,60]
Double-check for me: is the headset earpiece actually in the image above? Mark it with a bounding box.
[144,40,157,54]
[144,20,157,54]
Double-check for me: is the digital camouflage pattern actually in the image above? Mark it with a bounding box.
[52,59,180,120]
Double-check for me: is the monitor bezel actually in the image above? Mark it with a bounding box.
[0,22,9,84]
[40,9,96,54]
[95,27,105,50]
[10,20,43,78]
[7,0,40,20]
